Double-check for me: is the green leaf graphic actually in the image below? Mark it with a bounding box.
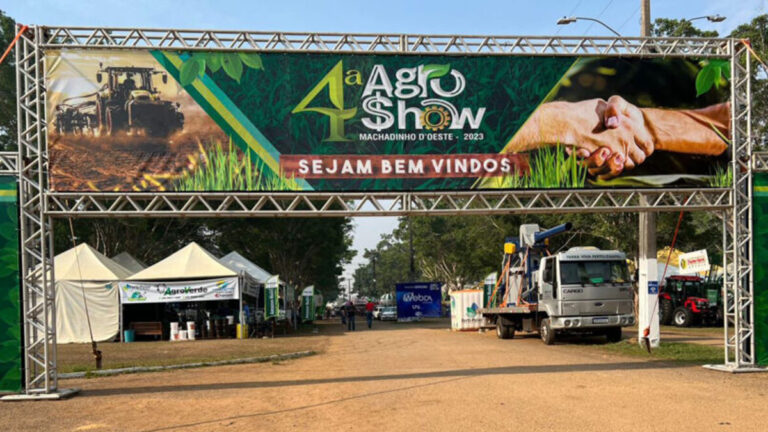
[180,57,203,86]
[208,52,223,73]
[222,53,244,83]
[423,64,451,80]
[239,53,263,70]
[695,64,717,97]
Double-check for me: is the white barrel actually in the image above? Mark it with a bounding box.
[169,322,180,341]
[178,330,187,340]
[187,321,196,340]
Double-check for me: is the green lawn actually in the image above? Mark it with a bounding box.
[588,339,724,364]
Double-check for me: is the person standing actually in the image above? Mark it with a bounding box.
[346,301,356,331]
[365,300,375,329]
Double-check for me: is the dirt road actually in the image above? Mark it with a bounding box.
[2,320,767,432]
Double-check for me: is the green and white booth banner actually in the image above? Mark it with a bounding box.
[119,277,239,303]
[483,272,497,308]
[302,285,315,322]
[265,275,280,319]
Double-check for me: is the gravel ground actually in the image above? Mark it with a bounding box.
[2,319,766,432]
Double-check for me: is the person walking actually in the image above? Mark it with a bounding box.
[346,301,356,331]
[365,300,375,329]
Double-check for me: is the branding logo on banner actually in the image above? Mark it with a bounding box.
[396,282,442,322]
[679,250,711,274]
[119,278,239,303]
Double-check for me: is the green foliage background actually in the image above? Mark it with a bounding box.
[0,177,20,392]
[753,173,768,365]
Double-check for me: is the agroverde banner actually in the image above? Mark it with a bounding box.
[119,277,239,304]
[47,50,731,192]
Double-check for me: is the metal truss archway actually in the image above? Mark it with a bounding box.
[12,26,758,394]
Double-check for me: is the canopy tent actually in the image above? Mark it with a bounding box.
[111,252,147,274]
[219,251,273,283]
[54,243,132,344]
[119,243,259,339]
[128,242,237,281]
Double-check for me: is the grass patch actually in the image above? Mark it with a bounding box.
[175,138,300,191]
[589,340,723,364]
[483,144,587,189]
[708,164,733,187]
[57,336,328,374]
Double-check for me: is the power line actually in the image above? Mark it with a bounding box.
[617,6,640,34]
[584,0,616,35]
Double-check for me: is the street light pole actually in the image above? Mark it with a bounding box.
[556,16,623,37]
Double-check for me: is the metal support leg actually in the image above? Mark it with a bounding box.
[638,209,659,348]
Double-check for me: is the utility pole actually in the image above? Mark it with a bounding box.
[638,0,660,349]
[372,254,377,294]
[409,218,415,282]
[640,0,651,37]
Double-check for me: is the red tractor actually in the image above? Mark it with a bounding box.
[659,275,721,327]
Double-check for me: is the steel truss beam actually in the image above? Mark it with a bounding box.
[753,152,768,172]
[12,27,758,395]
[45,189,732,217]
[0,152,19,175]
[38,26,730,57]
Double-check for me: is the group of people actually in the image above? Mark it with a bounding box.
[339,300,376,331]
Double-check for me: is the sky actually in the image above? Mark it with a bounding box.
[5,0,766,284]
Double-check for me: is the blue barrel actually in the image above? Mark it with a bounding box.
[123,329,135,343]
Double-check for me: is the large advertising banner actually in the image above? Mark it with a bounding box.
[46,50,731,192]
[396,282,442,322]
[754,173,768,366]
[119,277,238,303]
[0,178,20,392]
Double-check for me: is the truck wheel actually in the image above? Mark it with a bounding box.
[659,299,674,325]
[605,326,622,343]
[673,307,694,327]
[496,320,513,340]
[540,318,555,345]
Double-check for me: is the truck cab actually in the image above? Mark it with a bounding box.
[479,223,636,345]
[537,248,635,342]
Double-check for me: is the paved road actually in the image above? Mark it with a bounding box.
[2,320,766,432]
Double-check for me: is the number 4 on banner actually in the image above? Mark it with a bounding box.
[292,60,357,142]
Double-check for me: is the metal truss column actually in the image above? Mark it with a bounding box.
[14,26,58,395]
[711,41,758,371]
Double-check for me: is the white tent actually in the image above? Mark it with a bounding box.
[111,252,147,274]
[219,251,273,283]
[128,242,237,281]
[55,243,132,344]
[120,243,259,334]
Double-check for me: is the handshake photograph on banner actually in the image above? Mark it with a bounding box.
[500,57,731,187]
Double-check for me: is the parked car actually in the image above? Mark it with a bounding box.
[373,305,384,320]
[380,306,397,321]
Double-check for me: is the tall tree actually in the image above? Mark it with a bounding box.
[0,10,17,150]
[650,18,718,38]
